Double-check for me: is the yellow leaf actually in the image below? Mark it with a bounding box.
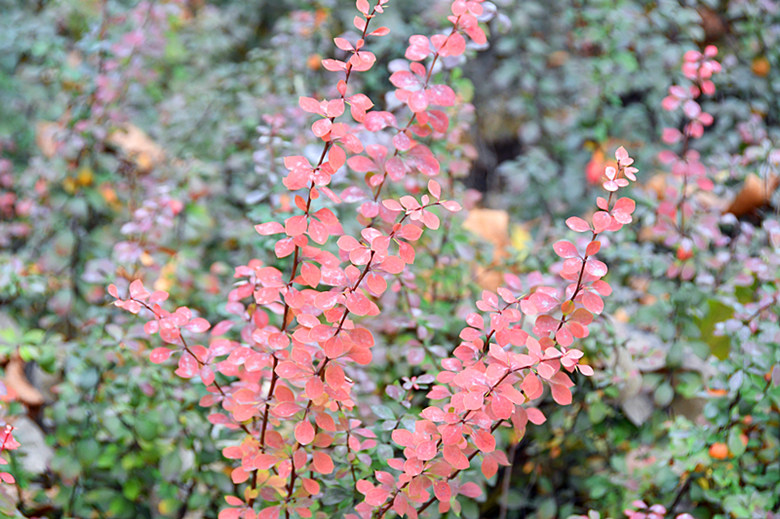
[511,223,532,260]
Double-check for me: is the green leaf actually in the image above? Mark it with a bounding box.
[727,428,746,457]
[160,450,183,481]
[696,299,734,360]
[122,478,142,501]
[654,382,675,407]
[372,405,395,420]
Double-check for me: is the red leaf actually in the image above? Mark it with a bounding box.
[255,222,285,235]
[442,445,470,470]
[582,292,604,314]
[363,111,396,131]
[592,211,612,234]
[428,179,441,199]
[312,451,334,474]
[553,240,578,258]
[526,407,547,425]
[328,144,346,171]
[550,383,572,405]
[472,429,495,452]
[301,263,321,287]
[585,240,601,256]
[259,506,280,519]
[275,237,295,258]
[322,59,346,72]
[440,200,461,212]
[482,456,498,479]
[392,429,414,447]
[175,355,198,379]
[187,317,210,333]
[302,477,321,495]
[305,377,324,399]
[129,279,148,300]
[149,347,172,364]
[426,84,456,106]
[333,37,353,51]
[348,155,376,173]
[325,363,345,389]
[299,97,323,114]
[585,259,608,278]
[521,372,543,400]
[382,199,403,212]
[218,508,241,519]
[434,481,452,502]
[356,0,370,14]
[397,224,423,241]
[458,481,481,498]
[365,273,387,296]
[408,90,429,113]
[295,420,315,445]
[442,33,466,56]
[565,216,591,233]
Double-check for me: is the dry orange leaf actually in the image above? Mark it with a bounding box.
[463,208,509,259]
[3,354,45,407]
[463,208,510,291]
[726,173,779,217]
[35,121,61,159]
[107,123,165,174]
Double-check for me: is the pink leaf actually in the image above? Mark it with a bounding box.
[458,482,481,498]
[550,383,572,405]
[312,451,334,474]
[526,407,546,425]
[565,217,591,233]
[150,347,172,364]
[295,421,315,445]
[255,222,285,235]
[129,279,148,300]
[553,240,578,258]
[299,97,323,114]
[442,445,470,470]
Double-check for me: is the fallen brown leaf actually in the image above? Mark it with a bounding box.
[726,173,779,217]
[3,354,44,407]
[107,123,165,174]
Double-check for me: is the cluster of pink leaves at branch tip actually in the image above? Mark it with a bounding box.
[655,46,722,276]
[107,0,640,518]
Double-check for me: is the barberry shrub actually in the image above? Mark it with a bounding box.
[540,45,779,518]
[107,1,639,518]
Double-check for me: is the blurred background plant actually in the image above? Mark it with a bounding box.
[0,0,778,518]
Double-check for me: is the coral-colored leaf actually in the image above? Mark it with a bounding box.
[565,217,591,233]
[295,420,315,445]
[312,451,334,474]
[550,383,572,405]
[255,222,285,235]
[149,347,172,364]
[553,240,578,258]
